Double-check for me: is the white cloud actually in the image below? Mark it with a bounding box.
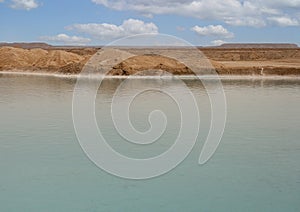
[191,25,234,38]
[0,0,5,3]
[91,0,300,27]
[258,0,300,9]
[224,17,266,27]
[211,40,226,46]
[40,34,91,45]
[92,0,249,20]
[268,16,299,26]
[66,19,158,40]
[10,0,39,10]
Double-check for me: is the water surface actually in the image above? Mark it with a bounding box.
[0,74,299,211]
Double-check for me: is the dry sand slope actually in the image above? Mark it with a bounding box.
[0,47,89,74]
[0,45,300,76]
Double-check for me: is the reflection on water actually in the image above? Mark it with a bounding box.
[0,74,299,211]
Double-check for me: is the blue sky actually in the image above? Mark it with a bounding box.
[1,0,300,46]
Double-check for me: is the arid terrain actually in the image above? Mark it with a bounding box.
[0,43,299,76]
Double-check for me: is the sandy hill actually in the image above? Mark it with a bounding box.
[218,43,299,49]
[0,42,53,49]
[0,45,300,76]
[108,55,193,76]
[0,47,88,73]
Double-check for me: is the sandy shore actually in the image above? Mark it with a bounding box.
[2,70,300,81]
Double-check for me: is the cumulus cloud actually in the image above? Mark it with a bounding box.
[40,34,91,45]
[66,19,158,40]
[191,25,234,38]
[10,0,39,10]
[91,0,300,27]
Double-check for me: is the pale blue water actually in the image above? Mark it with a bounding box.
[0,74,299,211]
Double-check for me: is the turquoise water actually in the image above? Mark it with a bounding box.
[0,74,300,211]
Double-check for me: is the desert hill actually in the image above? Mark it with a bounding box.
[0,47,90,74]
[0,43,300,76]
[217,43,298,49]
[0,42,53,49]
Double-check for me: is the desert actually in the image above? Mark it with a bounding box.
[0,43,299,76]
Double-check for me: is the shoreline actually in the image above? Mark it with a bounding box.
[2,70,300,80]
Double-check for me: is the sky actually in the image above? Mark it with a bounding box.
[1,0,300,46]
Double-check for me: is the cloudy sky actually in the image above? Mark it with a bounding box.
[1,0,300,46]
